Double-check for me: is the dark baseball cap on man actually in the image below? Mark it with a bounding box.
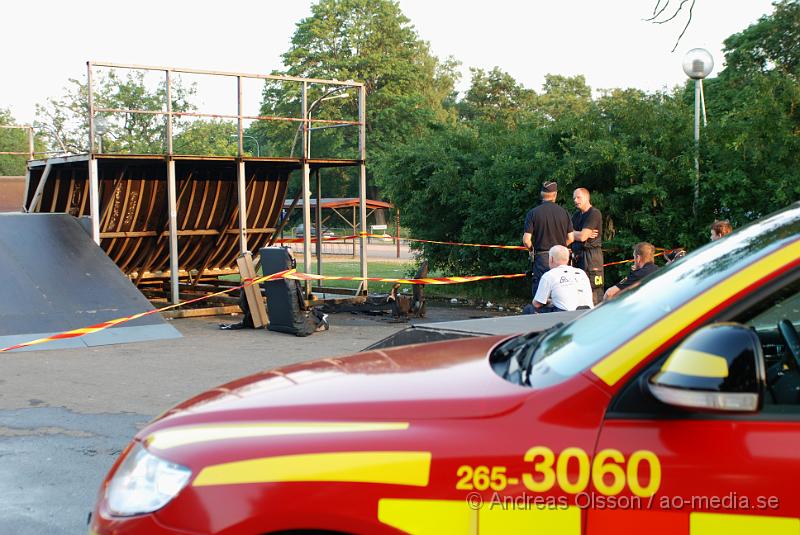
[541,181,557,193]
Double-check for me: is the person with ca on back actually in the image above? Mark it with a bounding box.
[523,245,594,314]
[570,187,603,305]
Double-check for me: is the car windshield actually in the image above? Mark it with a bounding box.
[519,203,800,388]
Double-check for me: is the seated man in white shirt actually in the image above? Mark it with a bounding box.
[525,245,594,313]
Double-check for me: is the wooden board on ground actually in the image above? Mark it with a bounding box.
[236,252,268,328]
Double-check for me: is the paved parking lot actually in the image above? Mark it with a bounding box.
[0,306,491,534]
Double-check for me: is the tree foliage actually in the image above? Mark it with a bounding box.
[457,67,536,124]
[251,0,459,197]
[0,108,47,176]
[699,0,800,225]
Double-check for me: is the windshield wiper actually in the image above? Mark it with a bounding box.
[492,322,563,385]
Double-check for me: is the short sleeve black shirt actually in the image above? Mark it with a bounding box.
[571,206,604,276]
[523,201,573,252]
[571,207,602,250]
[617,262,658,290]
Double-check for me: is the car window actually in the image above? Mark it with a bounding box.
[734,278,800,407]
[524,204,800,389]
[745,288,800,331]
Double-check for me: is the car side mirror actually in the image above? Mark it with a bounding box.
[648,323,765,413]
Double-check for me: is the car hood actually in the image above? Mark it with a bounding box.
[147,335,527,432]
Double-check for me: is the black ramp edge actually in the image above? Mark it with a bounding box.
[0,213,181,350]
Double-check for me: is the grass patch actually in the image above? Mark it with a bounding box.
[220,261,412,293]
[297,261,411,293]
[220,260,528,306]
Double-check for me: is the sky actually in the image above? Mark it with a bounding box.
[0,0,776,125]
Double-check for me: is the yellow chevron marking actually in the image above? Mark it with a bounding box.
[146,422,409,450]
[378,499,581,535]
[690,512,800,534]
[379,499,477,535]
[193,451,430,488]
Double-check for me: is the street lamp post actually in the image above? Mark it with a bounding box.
[289,85,352,296]
[289,87,350,157]
[94,115,109,154]
[682,48,713,216]
[308,92,349,160]
[305,91,349,282]
[230,134,260,157]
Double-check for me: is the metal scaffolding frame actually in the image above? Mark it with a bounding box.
[82,61,368,304]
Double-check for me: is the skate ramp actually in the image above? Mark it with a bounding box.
[0,212,181,351]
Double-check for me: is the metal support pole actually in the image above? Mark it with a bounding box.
[88,158,100,244]
[167,159,180,304]
[693,79,701,216]
[396,208,400,259]
[87,62,95,154]
[301,82,312,295]
[237,76,244,157]
[166,69,173,155]
[237,160,248,253]
[27,127,33,161]
[315,168,322,286]
[358,85,368,293]
[235,76,248,255]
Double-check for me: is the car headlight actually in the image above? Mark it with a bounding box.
[106,442,192,516]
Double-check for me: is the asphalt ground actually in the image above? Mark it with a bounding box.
[0,305,495,535]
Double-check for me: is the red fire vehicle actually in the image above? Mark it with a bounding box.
[91,203,800,534]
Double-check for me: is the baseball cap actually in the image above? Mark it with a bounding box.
[541,181,558,193]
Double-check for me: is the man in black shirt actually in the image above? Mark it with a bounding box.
[604,242,659,300]
[570,188,604,304]
[522,181,573,298]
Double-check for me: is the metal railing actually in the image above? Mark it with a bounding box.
[87,61,366,160]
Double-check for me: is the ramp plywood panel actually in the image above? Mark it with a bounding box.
[0,213,181,351]
[25,158,291,279]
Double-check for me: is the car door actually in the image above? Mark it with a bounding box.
[587,276,800,535]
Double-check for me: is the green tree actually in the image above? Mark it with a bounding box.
[722,0,800,78]
[457,67,537,124]
[252,0,459,199]
[536,74,593,120]
[0,108,48,176]
[699,0,800,227]
[172,120,239,157]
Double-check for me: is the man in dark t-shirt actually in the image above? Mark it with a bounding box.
[604,242,659,300]
[522,181,573,298]
[570,188,604,304]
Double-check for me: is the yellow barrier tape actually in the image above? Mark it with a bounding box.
[281,232,681,267]
[0,270,292,353]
